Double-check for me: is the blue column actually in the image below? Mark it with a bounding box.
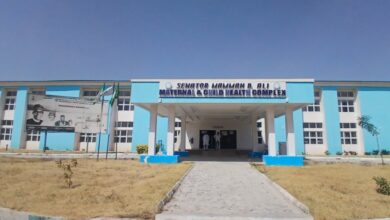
[293,109,304,155]
[156,116,168,154]
[322,87,342,155]
[132,105,150,152]
[275,115,286,155]
[11,87,28,149]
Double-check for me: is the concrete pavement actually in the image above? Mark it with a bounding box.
[156,161,312,220]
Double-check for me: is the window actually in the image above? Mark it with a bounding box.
[1,120,13,126]
[338,91,355,112]
[26,130,41,141]
[257,131,263,144]
[303,91,321,112]
[114,130,132,143]
[6,91,17,96]
[303,122,323,144]
[303,122,322,129]
[83,89,99,97]
[114,121,133,143]
[340,123,358,145]
[0,120,13,141]
[117,98,131,111]
[0,128,12,140]
[256,122,262,128]
[31,89,45,95]
[115,121,133,127]
[117,90,131,111]
[175,122,181,128]
[79,133,96,143]
[119,91,131,96]
[4,91,17,110]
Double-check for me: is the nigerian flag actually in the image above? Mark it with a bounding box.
[110,83,119,106]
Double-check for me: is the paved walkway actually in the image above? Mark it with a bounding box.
[157,161,312,220]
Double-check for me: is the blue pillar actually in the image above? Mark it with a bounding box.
[322,87,342,155]
[11,87,28,149]
[293,109,305,155]
[275,115,286,155]
[156,116,168,154]
[132,105,149,152]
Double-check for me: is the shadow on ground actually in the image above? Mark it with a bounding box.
[180,150,263,162]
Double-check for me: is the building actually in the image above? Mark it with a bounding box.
[0,79,389,165]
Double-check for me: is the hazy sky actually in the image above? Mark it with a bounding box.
[0,0,389,81]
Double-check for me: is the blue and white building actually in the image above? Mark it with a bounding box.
[0,79,389,165]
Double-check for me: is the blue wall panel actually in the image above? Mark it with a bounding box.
[275,116,286,155]
[131,82,160,103]
[322,87,342,155]
[11,87,28,149]
[156,116,168,154]
[358,87,390,152]
[40,86,80,151]
[132,106,150,152]
[286,82,315,104]
[293,109,305,155]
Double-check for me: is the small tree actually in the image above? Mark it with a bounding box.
[358,115,384,165]
[55,159,78,188]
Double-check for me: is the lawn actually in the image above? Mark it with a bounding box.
[0,157,191,219]
[253,163,390,220]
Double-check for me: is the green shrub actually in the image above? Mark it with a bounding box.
[324,150,330,156]
[373,176,390,196]
[155,144,161,154]
[136,144,161,154]
[336,151,343,155]
[136,145,148,154]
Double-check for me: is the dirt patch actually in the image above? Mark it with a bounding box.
[0,157,191,219]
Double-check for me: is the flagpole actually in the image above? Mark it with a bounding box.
[115,82,120,160]
[106,82,115,160]
[97,83,106,161]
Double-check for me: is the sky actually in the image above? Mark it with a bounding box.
[0,0,389,81]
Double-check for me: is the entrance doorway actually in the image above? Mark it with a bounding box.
[220,130,237,149]
[199,130,237,150]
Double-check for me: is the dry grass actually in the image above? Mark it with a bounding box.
[0,157,191,219]
[0,149,86,154]
[253,163,390,220]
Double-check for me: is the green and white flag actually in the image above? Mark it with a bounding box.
[110,83,119,106]
[97,86,114,98]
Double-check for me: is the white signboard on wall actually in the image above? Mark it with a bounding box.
[26,94,109,133]
[159,80,287,98]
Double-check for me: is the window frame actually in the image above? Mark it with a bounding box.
[303,122,324,145]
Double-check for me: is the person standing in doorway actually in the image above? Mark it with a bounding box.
[214,131,221,150]
[202,133,210,150]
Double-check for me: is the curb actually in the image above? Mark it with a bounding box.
[250,165,311,215]
[155,163,194,213]
[0,152,139,160]
[305,156,389,165]
[0,207,63,220]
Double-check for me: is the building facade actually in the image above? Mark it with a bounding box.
[0,79,389,164]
